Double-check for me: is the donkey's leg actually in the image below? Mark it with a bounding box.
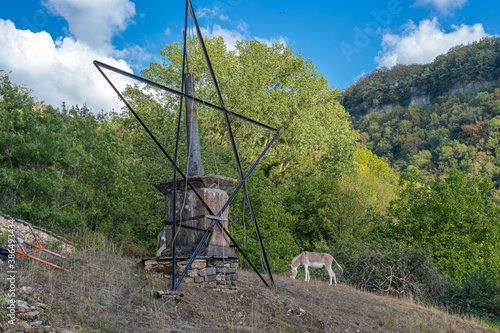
[304,265,310,282]
[326,267,332,285]
[327,266,337,285]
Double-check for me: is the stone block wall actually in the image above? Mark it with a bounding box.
[143,256,238,290]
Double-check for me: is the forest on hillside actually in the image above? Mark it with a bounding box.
[340,37,500,324]
[344,38,500,183]
[343,37,500,116]
[1,37,499,325]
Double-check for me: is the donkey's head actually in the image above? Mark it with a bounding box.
[286,264,298,279]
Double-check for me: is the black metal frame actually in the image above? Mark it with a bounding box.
[94,0,278,290]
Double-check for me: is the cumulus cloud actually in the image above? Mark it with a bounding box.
[0,1,287,113]
[413,0,467,14]
[200,24,245,51]
[375,18,490,68]
[0,19,132,112]
[42,0,136,52]
[201,24,287,51]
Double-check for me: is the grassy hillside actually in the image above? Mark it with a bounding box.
[1,238,498,333]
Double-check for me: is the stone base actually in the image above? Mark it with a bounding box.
[159,244,236,257]
[153,174,238,258]
[143,255,238,290]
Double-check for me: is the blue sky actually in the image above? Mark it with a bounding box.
[1,0,498,112]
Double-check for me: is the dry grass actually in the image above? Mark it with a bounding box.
[1,235,498,332]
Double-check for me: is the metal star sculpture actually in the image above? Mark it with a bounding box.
[94,0,279,290]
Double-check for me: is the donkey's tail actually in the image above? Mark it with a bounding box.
[333,257,343,273]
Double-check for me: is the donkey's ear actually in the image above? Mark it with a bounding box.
[285,264,290,268]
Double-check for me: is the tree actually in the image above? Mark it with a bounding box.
[378,170,500,281]
[131,37,358,180]
[286,148,399,249]
[119,38,359,258]
[0,72,150,244]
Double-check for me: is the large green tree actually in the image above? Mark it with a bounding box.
[128,37,358,180]
[119,37,359,264]
[286,148,399,250]
[0,72,148,241]
[374,170,500,281]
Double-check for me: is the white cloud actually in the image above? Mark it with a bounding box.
[200,24,245,51]
[254,36,288,48]
[42,0,136,52]
[375,18,490,68]
[201,24,287,52]
[113,43,153,71]
[237,21,249,33]
[413,0,467,14]
[0,19,132,112]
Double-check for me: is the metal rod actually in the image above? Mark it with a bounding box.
[187,0,275,286]
[174,223,211,290]
[171,0,190,289]
[15,250,68,271]
[93,61,278,132]
[167,214,229,223]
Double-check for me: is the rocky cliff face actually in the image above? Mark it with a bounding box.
[449,81,491,94]
[410,95,430,106]
[366,81,492,114]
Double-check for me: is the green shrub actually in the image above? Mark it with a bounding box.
[442,268,500,325]
[339,241,442,302]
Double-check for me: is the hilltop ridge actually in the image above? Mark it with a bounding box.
[342,37,500,117]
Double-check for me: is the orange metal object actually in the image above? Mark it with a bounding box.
[14,224,68,272]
